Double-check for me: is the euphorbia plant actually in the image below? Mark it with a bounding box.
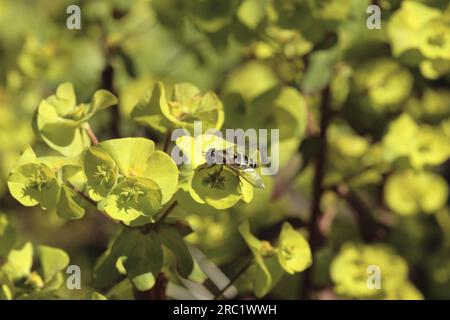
[1,0,450,302]
[6,81,311,299]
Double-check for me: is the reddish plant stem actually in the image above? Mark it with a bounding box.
[65,181,97,207]
[305,102,319,136]
[85,124,99,145]
[300,86,332,300]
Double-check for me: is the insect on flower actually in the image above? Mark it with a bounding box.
[198,148,265,189]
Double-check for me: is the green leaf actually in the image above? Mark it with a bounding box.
[419,19,450,60]
[94,138,156,176]
[102,178,162,222]
[132,81,225,132]
[40,156,82,173]
[0,214,17,258]
[8,163,60,209]
[253,258,271,298]
[387,1,441,57]
[225,61,279,102]
[419,59,450,79]
[91,89,118,111]
[2,242,33,281]
[240,178,255,203]
[33,82,116,157]
[383,113,418,161]
[410,126,450,169]
[331,243,410,298]
[0,284,13,300]
[420,89,450,119]
[55,82,76,111]
[308,0,353,21]
[142,150,179,204]
[56,185,86,220]
[251,86,307,139]
[384,281,423,300]
[25,271,44,289]
[239,221,271,257]
[130,273,156,292]
[301,47,338,93]
[239,221,289,297]
[12,145,38,170]
[87,291,108,300]
[172,83,200,106]
[354,59,413,110]
[161,83,225,131]
[385,170,448,216]
[41,272,64,292]
[115,256,127,275]
[131,82,170,133]
[383,114,450,168]
[123,231,163,291]
[98,235,162,293]
[237,0,268,29]
[190,165,244,210]
[254,255,284,298]
[328,125,370,158]
[94,229,134,290]
[35,98,89,157]
[277,222,312,274]
[157,225,194,278]
[187,259,207,283]
[190,0,233,33]
[83,146,118,201]
[93,137,179,206]
[38,245,70,282]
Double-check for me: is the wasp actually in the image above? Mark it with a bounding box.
[198,148,265,189]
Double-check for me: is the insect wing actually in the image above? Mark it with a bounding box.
[229,165,265,189]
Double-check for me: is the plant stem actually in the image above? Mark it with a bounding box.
[153,201,178,229]
[98,22,120,138]
[214,259,253,300]
[102,63,121,138]
[300,86,332,300]
[163,128,173,153]
[305,101,319,136]
[85,123,99,145]
[65,181,97,206]
[64,181,119,224]
[332,184,388,242]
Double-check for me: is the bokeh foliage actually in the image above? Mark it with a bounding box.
[0,0,449,300]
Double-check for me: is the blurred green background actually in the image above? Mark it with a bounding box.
[0,0,449,300]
